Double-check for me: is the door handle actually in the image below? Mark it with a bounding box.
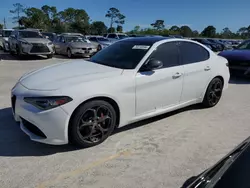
[204,66,211,71]
[172,72,182,79]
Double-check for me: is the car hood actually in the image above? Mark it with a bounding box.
[19,60,123,91]
[219,50,250,61]
[20,38,50,44]
[70,42,95,48]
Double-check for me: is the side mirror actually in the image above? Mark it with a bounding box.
[141,59,163,72]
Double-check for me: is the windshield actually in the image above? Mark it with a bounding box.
[90,40,151,69]
[3,31,12,37]
[97,37,109,42]
[19,31,43,38]
[65,36,87,43]
[118,34,129,39]
[236,40,250,50]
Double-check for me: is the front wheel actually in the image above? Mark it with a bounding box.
[69,100,116,147]
[202,77,223,107]
[47,54,53,59]
[67,48,73,58]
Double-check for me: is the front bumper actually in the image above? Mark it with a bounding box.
[21,43,54,55]
[71,48,97,57]
[11,83,69,145]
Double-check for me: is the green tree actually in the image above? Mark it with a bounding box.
[151,20,165,30]
[107,27,115,33]
[179,25,193,37]
[116,25,123,32]
[59,8,90,34]
[0,24,3,29]
[105,7,125,29]
[23,7,47,29]
[169,25,180,33]
[237,27,248,38]
[90,21,107,35]
[134,25,140,33]
[10,3,25,28]
[192,30,199,37]
[201,25,216,38]
[221,27,232,39]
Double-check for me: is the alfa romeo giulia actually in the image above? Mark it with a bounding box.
[11,37,230,147]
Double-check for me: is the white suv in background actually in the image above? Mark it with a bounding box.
[104,33,129,42]
[0,29,14,52]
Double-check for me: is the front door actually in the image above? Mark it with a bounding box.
[135,42,184,115]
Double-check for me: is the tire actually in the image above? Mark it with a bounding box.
[69,100,116,147]
[202,77,223,108]
[16,45,23,59]
[47,54,53,59]
[67,48,73,58]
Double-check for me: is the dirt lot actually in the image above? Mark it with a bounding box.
[1,51,250,188]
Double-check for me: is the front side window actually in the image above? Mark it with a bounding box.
[97,37,109,42]
[18,31,43,38]
[108,34,116,38]
[178,41,210,64]
[90,40,152,69]
[237,40,250,50]
[148,42,180,68]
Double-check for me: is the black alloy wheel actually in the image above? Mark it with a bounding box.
[67,48,72,58]
[69,100,116,147]
[202,78,223,107]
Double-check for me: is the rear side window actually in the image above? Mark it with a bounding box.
[149,42,180,68]
[108,34,116,38]
[178,41,209,64]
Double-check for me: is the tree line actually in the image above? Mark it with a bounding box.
[0,3,249,39]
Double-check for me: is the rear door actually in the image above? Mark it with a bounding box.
[178,41,212,103]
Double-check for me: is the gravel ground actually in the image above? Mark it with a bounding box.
[1,51,250,188]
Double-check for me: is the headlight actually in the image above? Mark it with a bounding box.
[24,96,73,110]
[101,44,109,48]
[21,41,31,46]
[48,42,53,46]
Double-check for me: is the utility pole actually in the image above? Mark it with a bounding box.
[3,17,7,29]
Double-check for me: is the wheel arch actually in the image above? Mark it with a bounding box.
[68,96,121,138]
[202,75,225,101]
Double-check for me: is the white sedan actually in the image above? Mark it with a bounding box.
[11,37,230,147]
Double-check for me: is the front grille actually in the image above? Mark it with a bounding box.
[21,117,47,138]
[82,48,92,51]
[11,95,16,113]
[228,60,250,67]
[30,43,50,53]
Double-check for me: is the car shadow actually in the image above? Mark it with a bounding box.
[0,53,48,61]
[229,75,250,84]
[0,107,78,157]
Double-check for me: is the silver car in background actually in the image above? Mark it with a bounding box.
[53,35,97,58]
[0,29,14,52]
[8,30,54,58]
[86,36,112,51]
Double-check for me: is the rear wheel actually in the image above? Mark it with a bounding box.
[69,100,116,147]
[202,77,223,107]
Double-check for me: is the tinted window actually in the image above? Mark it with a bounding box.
[237,40,250,50]
[103,34,107,37]
[149,42,180,68]
[108,34,116,38]
[18,31,43,38]
[179,42,209,64]
[90,40,152,69]
[89,37,97,42]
